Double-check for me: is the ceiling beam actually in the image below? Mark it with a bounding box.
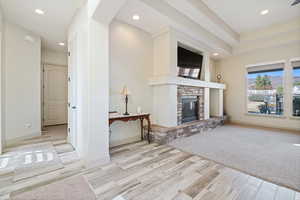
[167,0,240,45]
[140,0,233,55]
[90,0,127,25]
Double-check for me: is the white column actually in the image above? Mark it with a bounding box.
[284,60,293,117]
[67,0,126,166]
[83,19,110,164]
[203,53,211,82]
[204,88,210,120]
[218,89,224,117]
[203,53,210,119]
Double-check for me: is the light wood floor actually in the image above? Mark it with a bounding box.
[88,141,300,200]
[1,139,299,200]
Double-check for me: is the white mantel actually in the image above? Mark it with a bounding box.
[149,76,226,90]
[149,76,225,127]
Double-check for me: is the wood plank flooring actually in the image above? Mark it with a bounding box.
[84,141,299,200]
[1,139,299,200]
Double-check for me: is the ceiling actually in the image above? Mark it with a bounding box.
[202,0,300,33]
[1,0,299,53]
[0,0,85,52]
[116,0,168,36]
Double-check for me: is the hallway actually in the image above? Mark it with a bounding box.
[43,125,68,141]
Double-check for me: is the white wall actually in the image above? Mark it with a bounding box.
[109,20,153,146]
[4,22,42,142]
[216,20,300,131]
[68,1,113,164]
[0,8,4,153]
[41,49,68,66]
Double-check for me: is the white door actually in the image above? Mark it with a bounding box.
[43,65,68,126]
[0,31,2,154]
[68,35,78,148]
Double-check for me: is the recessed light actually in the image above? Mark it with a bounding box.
[213,53,219,56]
[294,144,300,147]
[58,42,65,46]
[132,14,140,21]
[24,35,35,43]
[35,9,45,15]
[260,9,269,15]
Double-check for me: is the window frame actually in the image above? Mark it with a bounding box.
[290,57,300,119]
[245,60,286,117]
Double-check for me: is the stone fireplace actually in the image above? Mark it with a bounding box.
[177,85,204,125]
[146,29,226,144]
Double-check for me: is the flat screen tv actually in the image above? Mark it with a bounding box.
[177,46,203,79]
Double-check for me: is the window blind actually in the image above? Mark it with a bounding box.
[291,60,300,69]
[247,62,284,74]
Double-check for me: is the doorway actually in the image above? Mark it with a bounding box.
[42,64,68,140]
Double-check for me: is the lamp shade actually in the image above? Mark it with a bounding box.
[121,86,131,96]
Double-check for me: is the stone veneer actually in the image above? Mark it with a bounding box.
[177,85,204,125]
[144,116,227,145]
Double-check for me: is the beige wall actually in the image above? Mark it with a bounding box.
[216,40,300,130]
[4,22,42,142]
[109,20,153,146]
[41,49,68,66]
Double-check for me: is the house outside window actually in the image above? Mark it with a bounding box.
[246,63,284,116]
[292,60,300,117]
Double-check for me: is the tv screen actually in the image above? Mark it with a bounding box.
[177,46,203,79]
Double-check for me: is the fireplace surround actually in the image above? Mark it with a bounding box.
[177,85,204,125]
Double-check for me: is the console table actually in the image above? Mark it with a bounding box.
[109,113,151,143]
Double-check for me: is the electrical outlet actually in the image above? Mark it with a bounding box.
[25,123,32,129]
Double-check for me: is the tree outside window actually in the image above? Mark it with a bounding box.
[247,69,284,115]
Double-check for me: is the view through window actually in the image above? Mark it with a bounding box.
[247,68,284,115]
[293,66,300,117]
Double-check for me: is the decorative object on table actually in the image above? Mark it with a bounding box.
[121,86,131,115]
[217,74,222,83]
[137,106,142,114]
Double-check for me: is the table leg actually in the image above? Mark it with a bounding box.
[140,118,144,141]
[145,116,151,144]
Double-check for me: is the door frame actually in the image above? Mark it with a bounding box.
[67,34,78,149]
[0,31,2,154]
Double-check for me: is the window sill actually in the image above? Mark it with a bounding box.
[290,116,300,120]
[245,113,287,119]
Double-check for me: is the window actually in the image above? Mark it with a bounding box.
[247,63,284,116]
[292,60,300,117]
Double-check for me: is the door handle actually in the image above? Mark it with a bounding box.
[72,106,77,109]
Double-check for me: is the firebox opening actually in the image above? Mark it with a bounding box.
[182,96,199,123]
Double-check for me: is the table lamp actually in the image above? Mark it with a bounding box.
[121,86,131,115]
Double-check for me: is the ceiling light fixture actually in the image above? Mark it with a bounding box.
[35,9,45,15]
[260,9,269,15]
[58,42,65,46]
[213,53,219,56]
[24,35,35,43]
[132,14,140,21]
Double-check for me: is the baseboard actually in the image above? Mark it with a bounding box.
[109,136,141,148]
[5,131,42,147]
[228,120,300,135]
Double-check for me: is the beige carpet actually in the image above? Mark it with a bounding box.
[170,125,300,191]
[14,142,63,181]
[11,176,96,200]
